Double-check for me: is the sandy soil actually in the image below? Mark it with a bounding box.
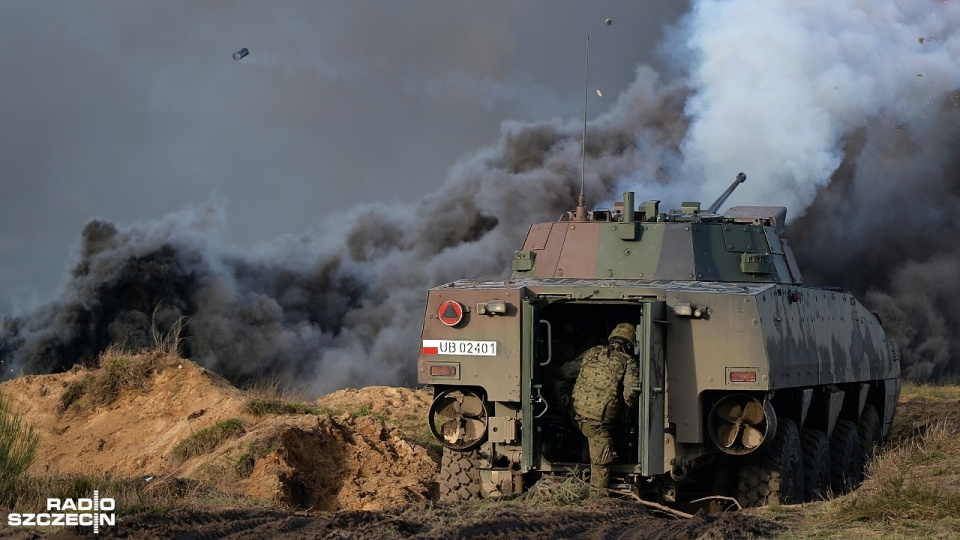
[0,354,438,512]
[0,355,953,539]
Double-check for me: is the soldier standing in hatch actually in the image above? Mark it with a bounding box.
[571,322,639,492]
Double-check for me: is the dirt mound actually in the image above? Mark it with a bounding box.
[214,412,437,511]
[2,354,247,477]
[0,353,438,512]
[315,386,434,436]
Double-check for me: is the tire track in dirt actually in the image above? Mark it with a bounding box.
[5,498,773,539]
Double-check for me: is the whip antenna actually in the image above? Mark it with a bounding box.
[575,36,590,221]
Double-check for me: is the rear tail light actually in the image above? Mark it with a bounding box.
[430,364,458,378]
[729,371,757,383]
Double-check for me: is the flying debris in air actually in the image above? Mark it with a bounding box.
[605,18,613,26]
[233,48,249,61]
[596,89,603,97]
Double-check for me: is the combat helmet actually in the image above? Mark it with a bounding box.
[608,322,636,349]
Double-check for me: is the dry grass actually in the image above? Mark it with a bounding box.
[57,307,185,412]
[240,374,332,418]
[762,387,960,539]
[241,374,313,403]
[58,347,170,411]
[0,391,39,500]
[171,418,247,463]
[232,436,282,478]
[517,473,591,507]
[151,306,188,357]
[244,397,326,417]
[5,472,268,517]
[899,382,960,402]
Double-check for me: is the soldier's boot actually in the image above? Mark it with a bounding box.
[590,464,610,492]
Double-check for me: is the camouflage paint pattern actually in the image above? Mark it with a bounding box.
[419,194,900,496]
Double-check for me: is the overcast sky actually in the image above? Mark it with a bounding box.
[0,1,687,314]
[5,2,960,387]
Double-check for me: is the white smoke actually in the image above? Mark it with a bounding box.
[677,0,960,210]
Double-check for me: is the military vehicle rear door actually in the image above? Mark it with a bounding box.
[636,300,667,476]
[520,297,543,472]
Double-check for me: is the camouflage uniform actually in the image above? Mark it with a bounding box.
[571,323,639,490]
[548,323,600,412]
[552,349,585,413]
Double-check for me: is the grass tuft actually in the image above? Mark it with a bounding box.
[766,410,960,538]
[245,397,323,417]
[171,418,247,463]
[58,377,92,412]
[835,417,960,523]
[0,391,39,502]
[350,403,387,422]
[151,305,188,357]
[233,437,281,478]
[58,347,168,411]
[241,374,312,403]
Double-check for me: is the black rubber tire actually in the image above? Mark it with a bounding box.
[830,420,863,495]
[439,448,482,503]
[800,428,831,502]
[857,404,881,464]
[738,418,804,507]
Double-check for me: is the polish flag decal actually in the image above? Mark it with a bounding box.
[422,340,440,355]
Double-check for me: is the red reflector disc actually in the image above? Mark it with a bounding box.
[438,300,464,326]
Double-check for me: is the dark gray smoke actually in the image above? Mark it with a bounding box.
[0,73,688,392]
[4,0,960,388]
[790,93,960,382]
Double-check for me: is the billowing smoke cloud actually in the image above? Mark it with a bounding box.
[791,94,960,381]
[671,1,960,209]
[670,1,960,381]
[3,0,960,388]
[0,71,688,392]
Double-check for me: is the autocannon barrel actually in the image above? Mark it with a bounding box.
[707,172,746,213]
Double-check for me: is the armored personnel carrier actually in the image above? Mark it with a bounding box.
[417,175,900,507]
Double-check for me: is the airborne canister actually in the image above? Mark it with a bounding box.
[418,176,900,507]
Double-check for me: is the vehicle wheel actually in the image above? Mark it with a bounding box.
[800,428,831,501]
[830,420,862,495]
[857,404,881,464]
[738,418,804,507]
[439,447,482,503]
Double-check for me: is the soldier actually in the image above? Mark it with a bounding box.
[549,319,600,414]
[571,322,639,491]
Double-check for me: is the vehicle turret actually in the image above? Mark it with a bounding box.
[512,175,802,284]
